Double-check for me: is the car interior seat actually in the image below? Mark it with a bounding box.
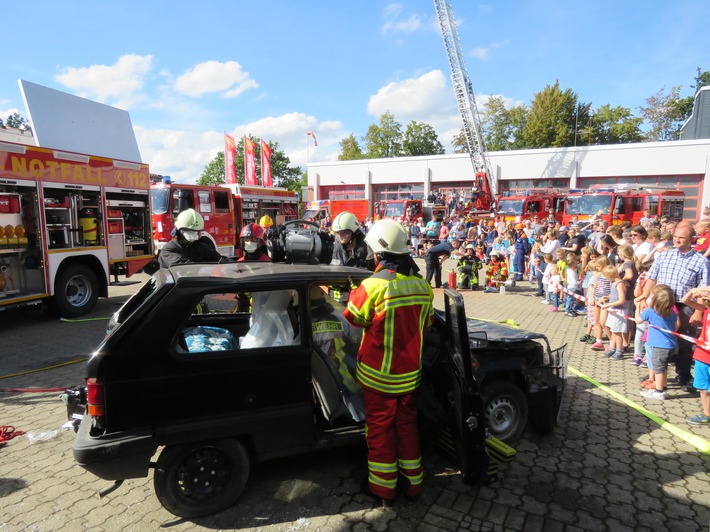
[239,289,300,349]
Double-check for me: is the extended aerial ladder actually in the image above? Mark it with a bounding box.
[434,0,496,212]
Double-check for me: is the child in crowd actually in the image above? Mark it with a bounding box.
[589,256,612,351]
[617,244,639,352]
[555,248,568,282]
[532,255,546,297]
[636,285,678,401]
[680,286,710,424]
[547,264,562,312]
[541,253,554,304]
[631,263,652,366]
[564,253,583,317]
[599,265,629,360]
[579,252,598,344]
[492,236,506,259]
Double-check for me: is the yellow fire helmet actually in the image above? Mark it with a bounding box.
[259,215,274,228]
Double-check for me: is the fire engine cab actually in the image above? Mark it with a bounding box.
[563,184,685,226]
[497,189,567,223]
[0,141,153,317]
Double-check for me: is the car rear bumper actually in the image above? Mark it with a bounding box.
[72,414,156,480]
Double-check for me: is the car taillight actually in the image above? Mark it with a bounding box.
[86,377,105,417]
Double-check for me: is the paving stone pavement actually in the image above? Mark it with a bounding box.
[0,267,709,531]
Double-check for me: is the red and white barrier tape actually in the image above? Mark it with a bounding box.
[549,281,709,350]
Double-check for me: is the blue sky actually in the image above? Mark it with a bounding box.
[1,1,708,183]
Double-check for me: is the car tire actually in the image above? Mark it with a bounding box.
[482,381,528,444]
[51,264,98,318]
[154,438,250,518]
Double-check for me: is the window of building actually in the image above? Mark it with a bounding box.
[373,184,424,202]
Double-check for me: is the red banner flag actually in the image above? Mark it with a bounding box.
[307,130,318,147]
[261,139,273,187]
[244,136,257,186]
[224,133,237,184]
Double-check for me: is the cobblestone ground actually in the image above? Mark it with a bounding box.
[0,268,709,531]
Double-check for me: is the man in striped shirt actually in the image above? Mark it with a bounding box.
[639,223,710,391]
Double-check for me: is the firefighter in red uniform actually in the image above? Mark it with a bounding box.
[237,223,271,262]
[343,219,434,506]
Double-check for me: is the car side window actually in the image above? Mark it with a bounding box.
[176,289,301,354]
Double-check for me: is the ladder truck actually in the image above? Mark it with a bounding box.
[434,0,496,214]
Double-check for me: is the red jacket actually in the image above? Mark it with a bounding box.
[343,267,434,395]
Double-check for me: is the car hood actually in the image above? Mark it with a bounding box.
[434,309,547,343]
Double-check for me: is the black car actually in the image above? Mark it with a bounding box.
[71,263,566,518]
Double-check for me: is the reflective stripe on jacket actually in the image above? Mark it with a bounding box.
[343,267,434,395]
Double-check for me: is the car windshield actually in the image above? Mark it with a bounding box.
[384,204,405,218]
[498,199,524,215]
[151,188,170,215]
[566,194,612,215]
[302,208,322,220]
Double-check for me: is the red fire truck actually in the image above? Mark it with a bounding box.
[151,180,299,257]
[562,184,685,226]
[0,140,153,317]
[302,199,370,225]
[497,189,567,223]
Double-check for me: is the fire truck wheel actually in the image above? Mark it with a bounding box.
[481,380,528,444]
[154,439,250,519]
[52,264,99,318]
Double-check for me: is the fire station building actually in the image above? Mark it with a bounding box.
[306,138,710,221]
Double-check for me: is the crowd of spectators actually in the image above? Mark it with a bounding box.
[536,208,710,425]
[328,203,710,426]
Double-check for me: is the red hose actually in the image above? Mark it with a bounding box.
[0,426,25,445]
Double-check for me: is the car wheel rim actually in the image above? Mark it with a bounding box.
[485,396,517,435]
[175,448,231,501]
[65,275,92,307]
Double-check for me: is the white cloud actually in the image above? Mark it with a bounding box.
[382,4,424,34]
[137,112,345,184]
[366,70,524,151]
[470,40,508,61]
[367,70,464,148]
[55,54,153,109]
[470,47,489,61]
[174,61,258,98]
[0,107,22,122]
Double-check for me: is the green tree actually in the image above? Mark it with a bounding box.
[4,112,28,129]
[364,111,403,158]
[402,120,445,156]
[692,68,710,93]
[588,104,644,145]
[522,81,585,148]
[338,133,365,160]
[638,86,688,141]
[507,105,529,149]
[198,135,302,192]
[199,151,227,185]
[451,128,468,153]
[481,96,529,151]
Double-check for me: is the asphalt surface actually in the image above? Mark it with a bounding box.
[1,262,709,531]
